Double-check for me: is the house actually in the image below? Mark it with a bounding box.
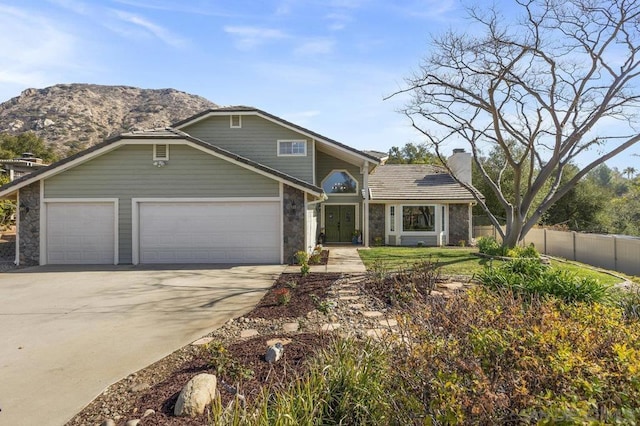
[0,107,479,266]
[0,153,49,181]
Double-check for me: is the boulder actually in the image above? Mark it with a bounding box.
[265,342,284,363]
[174,373,217,417]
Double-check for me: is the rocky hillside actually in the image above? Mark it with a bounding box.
[0,84,218,156]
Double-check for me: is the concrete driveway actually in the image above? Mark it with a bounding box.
[0,264,284,426]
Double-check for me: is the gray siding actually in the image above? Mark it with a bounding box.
[183,115,314,183]
[44,144,279,263]
[400,235,438,246]
[316,150,363,206]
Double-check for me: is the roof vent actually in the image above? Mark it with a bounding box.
[452,148,466,154]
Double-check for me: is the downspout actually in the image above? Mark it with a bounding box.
[362,161,370,248]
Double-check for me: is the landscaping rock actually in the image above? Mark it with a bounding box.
[240,329,259,338]
[143,409,155,418]
[174,373,217,417]
[125,419,140,426]
[191,337,214,346]
[101,420,115,426]
[266,337,292,346]
[265,342,284,363]
[282,322,299,332]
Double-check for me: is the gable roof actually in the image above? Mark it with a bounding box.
[0,127,324,199]
[368,164,480,202]
[172,106,381,165]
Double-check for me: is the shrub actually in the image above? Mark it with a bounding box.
[295,250,310,276]
[273,287,291,305]
[477,236,505,256]
[477,237,540,258]
[478,258,613,304]
[391,288,640,424]
[619,285,640,321]
[254,339,392,425]
[366,258,442,307]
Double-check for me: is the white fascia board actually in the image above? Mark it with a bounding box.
[368,198,477,204]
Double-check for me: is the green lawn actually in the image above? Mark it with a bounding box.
[358,246,624,285]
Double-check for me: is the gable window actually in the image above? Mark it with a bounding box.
[230,115,242,128]
[322,170,358,194]
[153,144,169,161]
[403,206,435,232]
[278,140,307,156]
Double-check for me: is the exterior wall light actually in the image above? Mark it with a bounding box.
[153,160,167,168]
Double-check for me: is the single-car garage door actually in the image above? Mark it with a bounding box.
[138,201,280,264]
[46,202,116,264]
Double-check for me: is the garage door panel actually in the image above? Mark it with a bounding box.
[139,201,280,264]
[46,202,115,265]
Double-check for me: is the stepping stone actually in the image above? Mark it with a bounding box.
[191,337,214,346]
[366,328,388,340]
[378,318,398,327]
[338,289,358,295]
[349,303,365,310]
[240,329,259,338]
[282,322,299,332]
[266,337,292,346]
[439,282,465,290]
[362,311,383,318]
[320,323,341,332]
[339,296,360,301]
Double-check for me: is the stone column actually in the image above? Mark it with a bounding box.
[18,182,40,266]
[282,185,305,264]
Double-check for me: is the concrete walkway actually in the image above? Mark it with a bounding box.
[284,245,367,274]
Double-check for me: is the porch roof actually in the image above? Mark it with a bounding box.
[368,164,479,202]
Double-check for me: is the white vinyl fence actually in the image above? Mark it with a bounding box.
[473,226,640,277]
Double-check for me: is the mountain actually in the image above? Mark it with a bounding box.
[0,84,218,157]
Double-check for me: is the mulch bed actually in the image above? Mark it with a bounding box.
[135,333,331,425]
[87,271,342,425]
[246,272,341,319]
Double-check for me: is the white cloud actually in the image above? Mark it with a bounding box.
[398,0,458,20]
[224,26,288,50]
[111,9,188,48]
[0,4,78,99]
[325,12,351,31]
[294,38,335,56]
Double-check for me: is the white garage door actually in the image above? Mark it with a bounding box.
[46,202,116,264]
[138,201,280,264]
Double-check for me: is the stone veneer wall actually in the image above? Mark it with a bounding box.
[18,182,40,265]
[449,204,469,245]
[368,204,385,246]
[282,185,305,264]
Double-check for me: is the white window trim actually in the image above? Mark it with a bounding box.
[230,115,242,128]
[321,169,359,196]
[400,204,438,235]
[277,140,307,157]
[153,144,169,161]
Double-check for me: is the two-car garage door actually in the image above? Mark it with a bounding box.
[137,201,280,264]
[45,200,281,265]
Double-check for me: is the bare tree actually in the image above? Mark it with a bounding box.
[390,0,640,247]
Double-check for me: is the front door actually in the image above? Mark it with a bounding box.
[325,205,356,243]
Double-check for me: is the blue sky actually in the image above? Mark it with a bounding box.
[0,0,637,170]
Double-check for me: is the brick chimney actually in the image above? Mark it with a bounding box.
[447,148,472,185]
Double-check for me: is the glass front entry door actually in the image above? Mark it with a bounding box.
[324,205,356,243]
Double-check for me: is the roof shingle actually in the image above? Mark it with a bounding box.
[368,164,480,201]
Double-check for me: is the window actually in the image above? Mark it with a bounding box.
[230,115,242,128]
[403,206,435,232]
[153,144,169,160]
[390,206,395,232]
[278,140,307,156]
[322,171,358,194]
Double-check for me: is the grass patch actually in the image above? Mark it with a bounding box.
[359,246,485,275]
[359,246,624,284]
